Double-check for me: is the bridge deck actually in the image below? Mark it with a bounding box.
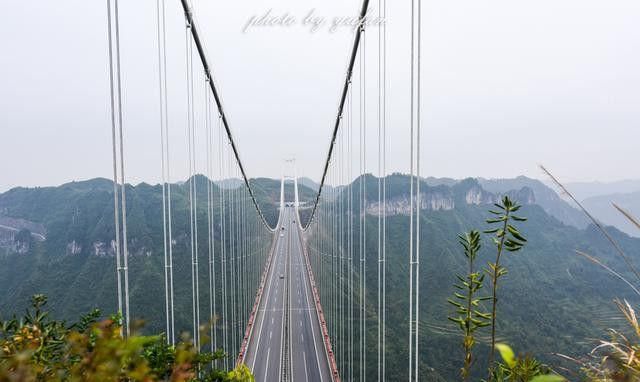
[243,207,332,382]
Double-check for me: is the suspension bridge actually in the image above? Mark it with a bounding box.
[105,0,422,380]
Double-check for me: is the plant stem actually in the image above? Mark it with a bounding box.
[463,255,474,381]
[488,212,510,374]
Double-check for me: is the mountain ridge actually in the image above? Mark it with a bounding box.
[1,174,640,380]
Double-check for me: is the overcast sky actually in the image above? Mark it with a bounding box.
[1,0,639,191]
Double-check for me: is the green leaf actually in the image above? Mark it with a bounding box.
[447,317,464,324]
[530,375,566,382]
[495,343,516,368]
[504,239,523,248]
[507,225,527,242]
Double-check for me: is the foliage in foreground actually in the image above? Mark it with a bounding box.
[448,230,491,380]
[0,295,253,381]
[448,196,562,382]
[448,192,640,382]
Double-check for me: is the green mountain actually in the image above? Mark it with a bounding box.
[1,175,639,380]
[477,176,590,229]
[0,176,277,350]
[309,174,640,380]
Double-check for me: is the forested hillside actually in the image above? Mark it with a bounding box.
[1,175,638,380]
[309,174,640,380]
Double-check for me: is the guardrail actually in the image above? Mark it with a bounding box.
[236,221,280,366]
[280,230,291,381]
[297,219,341,382]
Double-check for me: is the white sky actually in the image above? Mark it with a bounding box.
[1,0,639,191]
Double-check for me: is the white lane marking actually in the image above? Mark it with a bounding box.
[296,229,325,382]
[303,351,309,382]
[263,347,271,382]
[277,221,289,382]
[269,331,272,339]
[249,232,283,371]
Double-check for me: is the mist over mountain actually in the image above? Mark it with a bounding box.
[564,179,640,201]
[478,176,590,229]
[543,179,640,237]
[582,191,640,238]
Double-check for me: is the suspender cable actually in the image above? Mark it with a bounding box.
[157,0,169,343]
[205,77,217,358]
[348,82,355,382]
[359,26,367,381]
[235,166,240,355]
[331,169,336,345]
[408,0,422,379]
[185,22,202,349]
[242,189,247,334]
[229,165,235,357]
[234,168,239,356]
[343,123,348,377]
[339,126,345,377]
[377,0,387,377]
[106,0,130,338]
[239,172,245,351]
[106,0,121,324]
[155,0,175,346]
[336,170,339,347]
[228,148,236,358]
[113,0,132,341]
[236,163,242,354]
[219,117,229,369]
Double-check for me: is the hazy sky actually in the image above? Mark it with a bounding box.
[1,0,639,191]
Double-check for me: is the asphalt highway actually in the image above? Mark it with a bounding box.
[244,206,332,381]
[289,212,332,382]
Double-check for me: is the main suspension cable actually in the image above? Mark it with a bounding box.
[178,0,273,231]
[303,0,371,230]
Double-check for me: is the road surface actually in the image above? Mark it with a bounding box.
[244,206,332,382]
